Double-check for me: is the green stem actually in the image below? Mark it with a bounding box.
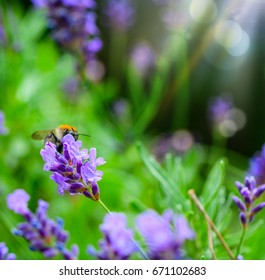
[236,227,246,257]
[98,199,112,214]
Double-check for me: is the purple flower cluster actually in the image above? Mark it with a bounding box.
[153,130,194,161]
[209,96,233,125]
[6,189,79,259]
[41,134,105,201]
[208,96,246,137]
[31,0,102,65]
[130,42,155,77]
[0,111,8,135]
[87,213,137,259]
[233,176,265,227]
[248,145,265,185]
[104,0,134,30]
[87,210,194,260]
[136,210,195,259]
[0,242,16,260]
[0,23,6,45]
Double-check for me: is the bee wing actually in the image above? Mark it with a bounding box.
[31,130,54,140]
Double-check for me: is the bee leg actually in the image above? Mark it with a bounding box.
[56,143,63,153]
[44,132,58,145]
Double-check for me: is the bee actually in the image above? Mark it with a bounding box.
[32,124,89,152]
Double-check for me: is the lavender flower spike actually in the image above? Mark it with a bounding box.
[248,144,265,185]
[87,213,137,260]
[31,0,102,75]
[105,0,134,30]
[233,176,265,227]
[7,189,79,260]
[0,242,16,260]
[0,111,8,135]
[41,134,105,201]
[136,210,195,260]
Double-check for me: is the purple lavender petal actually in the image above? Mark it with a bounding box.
[6,189,30,215]
[253,184,265,198]
[240,212,247,225]
[0,111,8,134]
[0,242,16,260]
[88,213,136,260]
[232,196,247,211]
[251,202,265,214]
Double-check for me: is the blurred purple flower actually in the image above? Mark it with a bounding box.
[130,42,155,76]
[248,145,265,185]
[208,96,246,137]
[0,23,6,44]
[105,0,134,30]
[0,242,16,260]
[0,111,8,135]
[136,210,195,259]
[41,134,105,201]
[153,130,194,161]
[31,0,102,66]
[87,213,137,259]
[209,96,233,124]
[7,189,79,259]
[6,189,30,215]
[31,0,47,8]
[233,176,265,227]
[86,60,105,82]
[161,1,190,30]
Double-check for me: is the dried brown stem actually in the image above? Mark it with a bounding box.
[188,189,235,260]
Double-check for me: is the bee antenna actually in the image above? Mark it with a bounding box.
[78,133,91,137]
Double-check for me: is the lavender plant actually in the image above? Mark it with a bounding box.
[31,0,102,80]
[6,189,79,260]
[41,134,105,201]
[87,210,194,260]
[87,213,137,260]
[136,210,195,260]
[233,176,265,256]
[233,176,265,227]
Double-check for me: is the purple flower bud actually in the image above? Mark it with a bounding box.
[240,188,252,205]
[245,176,256,190]
[235,181,244,192]
[240,212,247,226]
[232,196,246,211]
[0,242,16,260]
[253,184,265,198]
[251,202,265,215]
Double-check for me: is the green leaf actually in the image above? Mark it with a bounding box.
[137,142,188,211]
[201,159,226,209]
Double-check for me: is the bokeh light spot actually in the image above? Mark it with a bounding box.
[189,0,217,23]
[214,20,243,49]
